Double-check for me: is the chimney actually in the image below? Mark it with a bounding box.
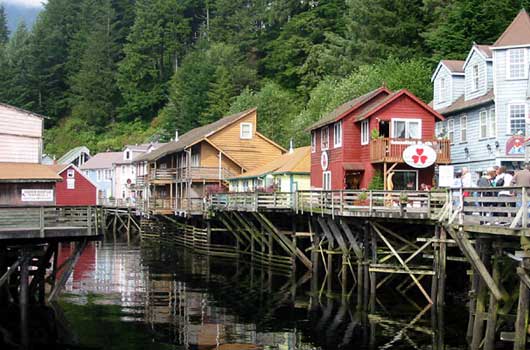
[175,129,179,141]
[289,139,294,154]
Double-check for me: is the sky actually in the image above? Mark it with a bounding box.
[2,0,44,8]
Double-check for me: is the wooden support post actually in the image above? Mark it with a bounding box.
[370,224,377,308]
[438,226,447,307]
[484,246,500,350]
[19,250,29,349]
[127,208,132,244]
[514,257,529,350]
[112,212,118,241]
[310,219,320,303]
[471,239,489,350]
[292,216,297,273]
[327,239,334,295]
[467,258,480,342]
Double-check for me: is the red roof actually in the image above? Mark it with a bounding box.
[494,9,530,47]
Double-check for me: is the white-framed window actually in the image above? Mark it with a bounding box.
[439,77,447,103]
[125,150,131,160]
[479,110,488,139]
[67,169,75,178]
[321,126,329,150]
[435,121,444,138]
[240,122,252,139]
[361,120,369,145]
[488,108,496,138]
[333,121,342,148]
[311,131,316,153]
[122,165,125,174]
[447,119,454,143]
[391,119,421,139]
[460,115,467,142]
[97,170,102,182]
[509,103,527,135]
[508,48,527,79]
[104,169,112,181]
[323,171,331,190]
[472,64,479,91]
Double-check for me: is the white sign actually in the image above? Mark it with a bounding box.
[438,165,454,187]
[402,144,437,169]
[67,178,75,189]
[21,189,54,202]
[321,151,329,171]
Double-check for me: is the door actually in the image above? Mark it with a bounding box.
[379,121,389,138]
[391,171,418,190]
[345,171,362,189]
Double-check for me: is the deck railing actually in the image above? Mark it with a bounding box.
[176,167,235,182]
[149,168,176,181]
[0,206,102,239]
[370,138,451,163]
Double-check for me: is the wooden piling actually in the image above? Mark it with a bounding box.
[471,239,489,350]
[514,257,529,350]
[484,246,500,350]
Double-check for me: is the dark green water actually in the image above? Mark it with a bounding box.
[50,241,468,350]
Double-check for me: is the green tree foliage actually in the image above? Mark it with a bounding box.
[117,0,192,121]
[0,5,9,45]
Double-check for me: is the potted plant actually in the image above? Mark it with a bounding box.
[399,192,408,206]
[355,191,369,206]
[371,128,380,140]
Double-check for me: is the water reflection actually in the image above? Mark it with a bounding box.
[51,241,467,350]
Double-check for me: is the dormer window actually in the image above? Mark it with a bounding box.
[508,48,527,79]
[240,123,252,139]
[472,65,479,91]
[439,77,447,102]
[125,150,131,160]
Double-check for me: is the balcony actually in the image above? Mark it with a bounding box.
[176,167,236,182]
[370,138,450,164]
[148,168,176,182]
[134,175,147,187]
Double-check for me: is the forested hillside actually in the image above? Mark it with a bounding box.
[0,0,527,157]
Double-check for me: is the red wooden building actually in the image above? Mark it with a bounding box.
[50,164,97,206]
[308,87,450,191]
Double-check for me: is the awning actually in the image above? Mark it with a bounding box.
[343,163,365,171]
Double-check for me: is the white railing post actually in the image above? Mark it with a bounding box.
[369,190,373,214]
[523,187,528,228]
[458,187,464,225]
[39,207,45,238]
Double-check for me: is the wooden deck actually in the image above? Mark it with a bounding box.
[0,206,103,241]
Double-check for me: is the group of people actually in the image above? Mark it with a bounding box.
[454,164,530,189]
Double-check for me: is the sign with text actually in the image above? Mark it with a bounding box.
[21,189,54,202]
[438,165,454,187]
[403,144,437,169]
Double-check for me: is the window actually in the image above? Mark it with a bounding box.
[321,126,329,150]
[472,65,479,91]
[439,77,447,102]
[391,119,421,139]
[311,131,316,152]
[361,120,369,145]
[509,103,526,135]
[479,111,488,138]
[460,115,467,142]
[488,108,496,138]
[97,170,102,182]
[435,121,444,138]
[392,171,418,190]
[125,150,131,160]
[104,169,112,181]
[323,171,331,190]
[333,121,342,148]
[240,123,252,139]
[447,119,454,143]
[508,49,527,79]
[67,169,75,178]
[191,152,200,167]
[122,165,125,174]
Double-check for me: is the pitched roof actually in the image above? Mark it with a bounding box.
[79,152,123,170]
[436,89,495,115]
[229,146,310,180]
[0,102,48,119]
[441,60,465,73]
[0,163,62,182]
[135,108,257,162]
[57,146,90,165]
[308,87,391,131]
[493,9,530,48]
[476,44,492,58]
[355,89,445,122]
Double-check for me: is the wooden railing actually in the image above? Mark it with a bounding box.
[176,167,235,182]
[370,138,451,164]
[0,206,102,239]
[135,175,147,187]
[149,168,176,181]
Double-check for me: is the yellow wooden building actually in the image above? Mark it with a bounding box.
[134,108,286,214]
[228,146,310,193]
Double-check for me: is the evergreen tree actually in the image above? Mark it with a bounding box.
[117,0,193,121]
[0,5,9,45]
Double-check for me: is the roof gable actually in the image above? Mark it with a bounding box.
[80,152,123,170]
[463,45,492,69]
[493,9,530,48]
[431,60,465,82]
[49,163,98,188]
[135,108,258,162]
[308,87,391,130]
[355,89,445,122]
[0,162,62,182]
[57,146,91,165]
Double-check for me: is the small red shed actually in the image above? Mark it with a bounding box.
[50,164,97,206]
[308,87,450,191]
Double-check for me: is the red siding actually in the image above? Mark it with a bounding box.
[310,92,439,190]
[55,166,97,206]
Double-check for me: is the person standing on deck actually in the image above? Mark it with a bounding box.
[511,164,530,187]
[495,166,513,219]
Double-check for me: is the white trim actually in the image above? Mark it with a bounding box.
[361,120,369,145]
[333,121,342,148]
[57,164,99,189]
[460,115,468,143]
[321,126,329,151]
[507,101,528,135]
[471,64,480,92]
[463,45,491,70]
[506,48,528,80]
[447,119,455,144]
[479,110,488,139]
[240,122,253,139]
[491,44,530,50]
[431,62,464,82]
[322,171,331,190]
[311,131,316,153]
[390,118,422,139]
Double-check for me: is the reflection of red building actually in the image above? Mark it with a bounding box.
[308,87,449,190]
[56,242,96,283]
[49,164,97,206]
